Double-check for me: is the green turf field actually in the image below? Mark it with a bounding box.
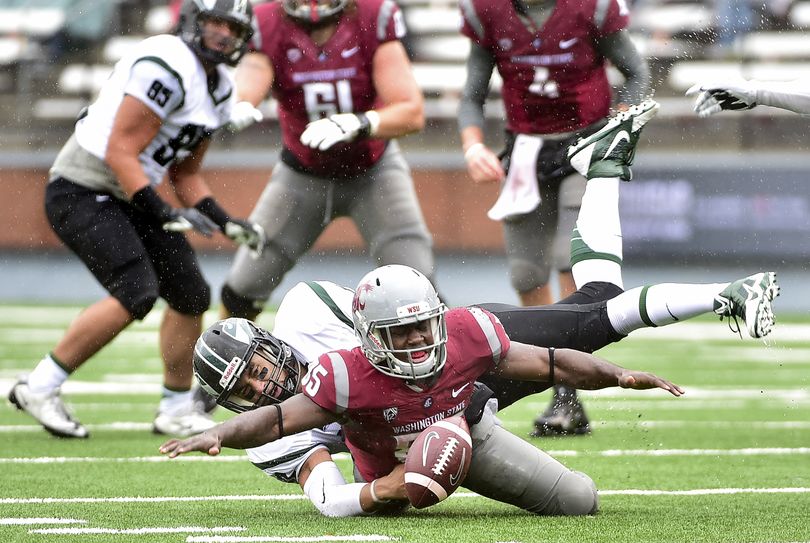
[1,305,808,543]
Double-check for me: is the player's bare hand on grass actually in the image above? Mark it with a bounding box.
[159,432,222,458]
[618,371,684,397]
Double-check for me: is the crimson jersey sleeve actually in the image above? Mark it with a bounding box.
[595,0,630,37]
[301,350,346,415]
[445,307,511,375]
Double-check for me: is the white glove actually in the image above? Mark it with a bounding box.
[224,219,266,258]
[686,81,758,118]
[300,112,376,151]
[228,101,263,132]
[162,208,218,237]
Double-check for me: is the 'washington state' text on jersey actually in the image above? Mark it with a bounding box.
[460,0,629,134]
[304,307,510,481]
[250,0,405,176]
[52,34,234,200]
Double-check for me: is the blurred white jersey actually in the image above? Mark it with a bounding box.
[246,281,360,483]
[64,34,234,196]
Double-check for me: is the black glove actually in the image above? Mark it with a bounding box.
[132,186,216,237]
[195,197,265,256]
[464,382,495,426]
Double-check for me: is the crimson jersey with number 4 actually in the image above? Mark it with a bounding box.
[460,0,630,134]
[251,0,405,175]
[303,307,510,481]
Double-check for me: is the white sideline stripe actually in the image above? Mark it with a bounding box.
[2,379,808,400]
[0,422,152,432]
[30,526,244,535]
[0,518,86,525]
[3,488,809,507]
[187,537,394,542]
[3,447,810,466]
[0,456,247,464]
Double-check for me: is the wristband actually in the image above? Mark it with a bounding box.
[547,347,555,384]
[273,403,284,439]
[364,110,380,136]
[369,479,390,504]
[131,186,173,222]
[194,197,231,229]
[355,112,372,139]
[464,142,485,160]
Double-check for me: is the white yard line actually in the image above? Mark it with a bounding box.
[30,526,244,535]
[2,488,809,507]
[2,447,809,467]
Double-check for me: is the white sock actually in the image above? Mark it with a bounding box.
[159,387,193,416]
[571,177,623,289]
[27,354,69,394]
[607,282,728,335]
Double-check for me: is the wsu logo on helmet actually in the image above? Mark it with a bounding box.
[352,282,375,312]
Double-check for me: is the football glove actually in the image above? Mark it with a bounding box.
[224,219,266,258]
[686,81,758,118]
[227,101,263,132]
[162,208,218,237]
[300,112,373,151]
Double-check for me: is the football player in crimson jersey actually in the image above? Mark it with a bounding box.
[161,102,778,517]
[8,0,264,439]
[457,0,652,436]
[217,0,437,322]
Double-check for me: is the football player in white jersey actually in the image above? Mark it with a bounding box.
[8,0,264,440]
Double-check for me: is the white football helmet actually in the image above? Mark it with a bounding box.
[352,265,447,381]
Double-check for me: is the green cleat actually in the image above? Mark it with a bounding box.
[568,99,660,181]
[714,272,780,339]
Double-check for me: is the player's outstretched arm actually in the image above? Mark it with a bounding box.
[159,394,338,457]
[491,342,684,397]
[687,78,810,116]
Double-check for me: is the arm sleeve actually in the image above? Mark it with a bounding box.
[458,41,496,132]
[596,29,651,105]
[754,79,810,114]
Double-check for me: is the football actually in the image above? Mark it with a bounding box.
[403,415,473,509]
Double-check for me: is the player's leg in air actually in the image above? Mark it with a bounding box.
[478,100,780,425]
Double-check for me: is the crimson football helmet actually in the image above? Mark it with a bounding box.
[282,0,349,25]
[193,318,302,412]
[177,0,255,67]
[352,265,448,381]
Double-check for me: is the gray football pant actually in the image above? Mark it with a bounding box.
[503,172,586,293]
[463,408,599,515]
[226,142,435,304]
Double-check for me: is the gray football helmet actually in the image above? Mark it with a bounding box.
[177,0,255,67]
[352,265,448,381]
[193,318,302,412]
[282,0,349,25]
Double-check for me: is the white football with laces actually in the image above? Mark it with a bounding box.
[403,414,472,509]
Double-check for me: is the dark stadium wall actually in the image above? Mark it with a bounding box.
[0,167,506,252]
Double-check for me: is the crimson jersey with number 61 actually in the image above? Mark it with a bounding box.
[251,0,405,175]
[460,0,630,134]
[302,307,510,481]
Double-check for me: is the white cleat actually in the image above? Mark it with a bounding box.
[8,380,89,438]
[153,408,217,437]
[714,272,780,339]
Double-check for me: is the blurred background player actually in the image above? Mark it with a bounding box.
[218,0,437,322]
[456,0,651,437]
[7,0,264,439]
